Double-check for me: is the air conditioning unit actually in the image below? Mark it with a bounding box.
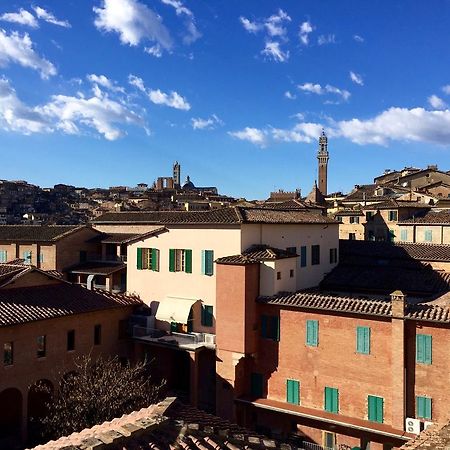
[204,333,216,345]
[190,332,203,343]
[405,417,422,435]
[423,421,434,431]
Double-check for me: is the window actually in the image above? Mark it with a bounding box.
[3,342,13,366]
[67,330,75,351]
[324,387,339,413]
[368,395,384,423]
[350,216,360,224]
[94,324,102,345]
[329,248,338,264]
[323,432,336,449]
[366,211,375,221]
[23,250,32,265]
[290,269,294,278]
[388,210,398,221]
[356,326,371,354]
[286,247,297,255]
[276,271,281,280]
[349,233,356,240]
[201,305,213,327]
[38,252,44,263]
[286,379,300,405]
[300,246,307,268]
[416,334,432,364]
[37,335,46,358]
[400,229,408,241]
[261,315,280,341]
[251,373,263,397]
[0,250,7,263]
[424,230,433,242]
[169,249,192,273]
[137,248,159,271]
[306,320,319,347]
[416,396,432,419]
[202,250,214,276]
[311,245,320,265]
[388,230,395,242]
[336,216,343,223]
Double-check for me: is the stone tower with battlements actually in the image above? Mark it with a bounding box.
[317,130,329,196]
[173,161,181,188]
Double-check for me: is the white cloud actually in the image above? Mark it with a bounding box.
[0,29,56,79]
[229,127,267,147]
[0,9,38,28]
[317,34,335,45]
[284,90,296,100]
[353,34,364,43]
[298,82,350,101]
[128,74,146,92]
[0,77,146,140]
[160,0,192,17]
[94,0,173,50]
[441,85,450,95]
[261,41,289,62]
[239,17,262,34]
[148,89,190,110]
[33,6,71,28]
[427,95,446,110]
[160,0,201,44]
[265,9,291,38]
[191,114,223,130]
[350,71,364,86]
[144,44,163,57]
[87,74,125,93]
[299,21,313,45]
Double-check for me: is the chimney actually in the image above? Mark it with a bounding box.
[391,290,406,318]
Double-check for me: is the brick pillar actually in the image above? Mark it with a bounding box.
[391,290,406,430]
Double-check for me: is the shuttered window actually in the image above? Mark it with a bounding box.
[311,245,320,265]
[416,396,432,420]
[324,387,339,413]
[424,230,433,242]
[416,334,432,364]
[306,320,319,347]
[202,250,214,276]
[0,250,7,263]
[300,246,307,267]
[400,229,408,241]
[286,379,300,405]
[368,395,384,423]
[169,249,192,273]
[356,326,370,354]
[23,251,32,264]
[201,305,214,327]
[261,315,280,341]
[251,373,263,397]
[137,248,159,271]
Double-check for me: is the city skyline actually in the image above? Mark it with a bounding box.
[0,1,449,198]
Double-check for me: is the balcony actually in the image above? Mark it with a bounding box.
[86,254,127,263]
[131,325,216,351]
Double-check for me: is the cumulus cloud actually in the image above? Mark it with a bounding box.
[144,44,163,57]
[350,71,364,86]
[284,91,296,100]
[160,0,201,44]
[0,29,56,79]
[353,34,364,43]
[427,95,446,110]
[231,107,450,147]
[94,0,173,50]
[191,114,223,130]
[261,41,289,62]
[0,77,146,140]
[229,127,267,147]
[87,74,125,93]
[299,21,313,45]
[317,34,335,45]
[298,82,350,101]
[128,74,146,92]
[239,17,262,34]
[264,9,291,38]
[33,6,71,28]
[0,9,38,28]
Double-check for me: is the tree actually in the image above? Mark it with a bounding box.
[34,355,165,442]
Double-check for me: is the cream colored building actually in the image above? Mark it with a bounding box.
[398,210,450,244]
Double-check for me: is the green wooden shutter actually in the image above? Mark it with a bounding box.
[300,246,307,267]
[270,316,280,341]
[136,248,143,270]
[416,396,432,419]
[325,387,338,413]
[201,250,206,274]
[205,250,214,275]
[424,335,432,364]
[357,326,370,354]
[306,320,318,346]
[261,315,268,338]
[185,249,192,273]
[169,249,175,272]
[368,395,383,423]
[417,334,432,364]
[287,380,300,405]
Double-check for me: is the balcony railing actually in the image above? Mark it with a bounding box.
[85,254,127,263]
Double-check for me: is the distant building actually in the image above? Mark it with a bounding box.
[317,130,329,196]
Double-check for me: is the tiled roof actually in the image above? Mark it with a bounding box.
[401,421,450,450]
[217,245,298,265]
[342,184,404,202]
[68,262,126,275]
[258,290,450,323]
[0,281,141,327]
[93,207,336,226]
[0,225,83,242]
[362,199,431,210]
[399,210,450,224]
[0,264,29,285]
[335,209,364,216]
[87,227,167,244]
[31,397,287,450]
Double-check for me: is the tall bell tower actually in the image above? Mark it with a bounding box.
[317,130,329,196]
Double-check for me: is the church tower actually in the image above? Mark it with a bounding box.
[173,161,181,187]
[317,130,329,196]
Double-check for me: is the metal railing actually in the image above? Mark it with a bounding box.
[130,326,215,347]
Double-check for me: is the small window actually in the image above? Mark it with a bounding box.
[356,326,371,354]
[324,387,339,413]
[261,315,280,341]
[67,330,75,351]
[37,335,46,358]
[3,342,13,366]
[424,230,433,242]
[366,211,375,221]
[416,396,432,419]
[400,229,408,241]
[336,216,343,222]
[323,432,336,449]
[202,250,214,276]
[169,249,192,273]
[306,320,319,346]
[290,269,294,278]
[349,233,356,240]
[350,216,360,224]
[23,251,32,265]
[276,271,281,280]
[286,379,300,405]
[94,324,102,345]
[329,248,338,264]
[0,250,7,263]
[311,245,320,265]
[38,252,44,263]
[137,248,160,271]
[300,246,307,268]
[201,305,213,327]
[416,334,432,364]
[388,210,398,221]
[368,395,384,423]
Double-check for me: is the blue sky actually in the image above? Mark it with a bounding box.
[0,0,449,199]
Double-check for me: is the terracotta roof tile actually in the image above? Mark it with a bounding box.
[216,245,297,265]
[362,199,431,210]
[399,210,450,224]
[0,225,83,242]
